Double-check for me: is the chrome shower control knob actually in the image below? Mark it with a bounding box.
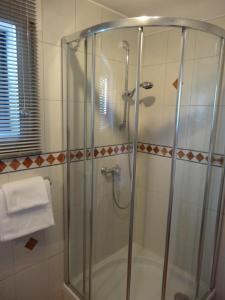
[101,167,108,175]
[101,164,121,176]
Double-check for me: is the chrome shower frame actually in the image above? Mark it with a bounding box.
[62,16,225,300]
[120,40,130,129]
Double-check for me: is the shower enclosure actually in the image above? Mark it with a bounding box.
[62,17,225,300]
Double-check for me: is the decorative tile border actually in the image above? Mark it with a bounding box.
[70,143,131,162]
[0,144,131,174]
[0,151,66,174]
[137,142,224,167]
[0,142,224,174]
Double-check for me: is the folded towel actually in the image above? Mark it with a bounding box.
[0,180,55,241]
[2,176,49,214]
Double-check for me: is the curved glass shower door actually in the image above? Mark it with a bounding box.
[63,17,225,300]
[65,27,140,300]
[163,29,224,300]
[87,28,139,300]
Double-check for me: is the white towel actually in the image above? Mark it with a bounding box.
[2,176,49,214]
[0,180,55,241]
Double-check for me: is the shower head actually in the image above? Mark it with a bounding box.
[119,40,130,51]
[123,81,154,99]
[140,81,154,89]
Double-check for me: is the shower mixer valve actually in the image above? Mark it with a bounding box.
[101,164,121,176]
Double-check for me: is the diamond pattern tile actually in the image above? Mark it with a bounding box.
[47,154,55,164]
[161,147,168,156]
[196,153,204,162]
[35,155,44,166]
[94,149,99,157]
[0,161,7,172]
[10,159,20,170]
[114,146,119,153]
[153,146,159,154]
[187,152,194,160]
[147,145,152,152]
[177,150,185,158]
[57,153,65,163]
[25,237,38,251]
[107,147,113,155]
[76,151,83,160]
[100,148,106,156]
[23,157,33,168]
[173,78,178,90]
[120,145,126,152]
[140,144,145,151]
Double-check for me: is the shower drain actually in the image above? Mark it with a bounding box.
[174,293,190,300]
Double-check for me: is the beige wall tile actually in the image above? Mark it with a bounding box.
[48,253,64,300]
[0,241,14,281]
[45,209,64,257]
[44,100,63,152]
[191,56,219,106]
[15,262,49,300]
[143,31,168,66]
[13,231,47,273]
[43,43,62,101]
[42,0,75,45]
[0,276,16,300]
[194,31,220,59]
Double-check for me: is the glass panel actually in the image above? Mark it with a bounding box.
[67,40,86,296]
[199,50,225,297]
[66,24,224,300]
[132,26,179,300]
[89,28,139,300]
[67,37,93,298]
[165,29,221,300]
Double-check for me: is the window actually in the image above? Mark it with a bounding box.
[0,21,20,139]
[0,0,40,157]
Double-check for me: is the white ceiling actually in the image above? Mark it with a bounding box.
[94,0,225,21]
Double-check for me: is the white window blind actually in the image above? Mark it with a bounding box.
[0,0,40,157]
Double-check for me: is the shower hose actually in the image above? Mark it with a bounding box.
[112,102,131,210]
[112,169,130,210]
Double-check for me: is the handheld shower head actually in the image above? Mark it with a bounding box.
[123,81,154,99]
[119,40,130,51]
[140,81,154,89]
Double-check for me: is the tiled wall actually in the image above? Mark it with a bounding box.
[1,1,225,299]
[0,166,64,300]
[0,1,125,300]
